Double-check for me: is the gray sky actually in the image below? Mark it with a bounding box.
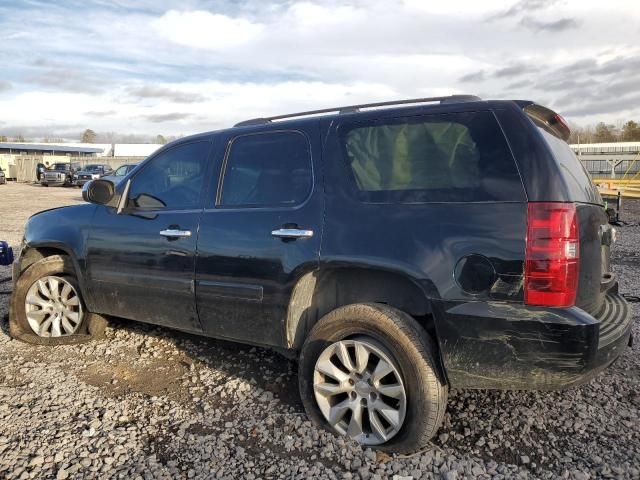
[0,0,639,139]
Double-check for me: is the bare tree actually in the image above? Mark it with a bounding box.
[81,129,97,143]
[621,121,640,141]
[593,123,617,143]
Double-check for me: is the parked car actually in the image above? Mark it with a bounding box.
[72,164,114,187]
[0,167,6,185]
[81,164,138,195]
[9,96,632,453]
[100,163,139,185]
[41,162,82,187]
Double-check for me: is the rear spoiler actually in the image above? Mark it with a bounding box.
[520,102,571,142]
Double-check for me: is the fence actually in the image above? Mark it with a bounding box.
[572,144,640,179]
[581,158,640,178]
[12,156,147,183]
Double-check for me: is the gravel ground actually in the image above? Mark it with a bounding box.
[0,182,638,480]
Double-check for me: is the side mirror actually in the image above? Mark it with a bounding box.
[83,179,115,205]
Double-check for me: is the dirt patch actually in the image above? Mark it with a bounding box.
[78,358,189,399]
[0,182,84,248]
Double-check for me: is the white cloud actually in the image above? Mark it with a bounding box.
[2,0,640,138]
[285,2,363,28]
[402,0,511,16]
[152,10,264,49]
[0,80,399,137]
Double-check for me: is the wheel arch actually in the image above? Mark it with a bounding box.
[286,266,437,350]
[17,243,89,302]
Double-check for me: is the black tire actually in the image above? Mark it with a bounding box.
[9,255,107,345]
[42,183,49,187]
[299,303,448,453]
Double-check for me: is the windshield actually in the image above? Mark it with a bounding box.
[49,163,68,170]
[84,165,101,171]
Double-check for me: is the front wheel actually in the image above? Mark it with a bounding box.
[9,255,107,345]
[299,303,447,453]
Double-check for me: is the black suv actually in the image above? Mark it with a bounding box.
[10,96,632,453]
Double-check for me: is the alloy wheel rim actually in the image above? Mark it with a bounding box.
[24,275,83,337]
[313,337,407,445]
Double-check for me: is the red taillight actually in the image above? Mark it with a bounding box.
[525,202,579,307]
[552,113,569,131]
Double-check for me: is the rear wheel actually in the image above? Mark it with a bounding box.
[313,335,407,445]
[9,255,107,345]
[299,303,447,453]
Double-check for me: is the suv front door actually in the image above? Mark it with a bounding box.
[195,126,323,347]
[86,139,214,331]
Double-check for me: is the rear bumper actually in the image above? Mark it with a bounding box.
[435,291,633,390]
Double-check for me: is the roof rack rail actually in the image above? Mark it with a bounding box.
[233,94,482,127]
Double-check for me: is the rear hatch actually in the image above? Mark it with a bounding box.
[525,104,613,316]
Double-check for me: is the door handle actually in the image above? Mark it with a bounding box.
[271,228,314,239]
[160,229,192,238]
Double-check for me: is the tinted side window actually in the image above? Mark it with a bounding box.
[128,141,210,210]
[220,131,312,207]
[340,111,524,202]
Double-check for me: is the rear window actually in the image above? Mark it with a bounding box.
[536,127,602,204]
[339,111,524,203]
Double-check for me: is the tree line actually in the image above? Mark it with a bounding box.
[80,129,175,145]
[568,120,640,144]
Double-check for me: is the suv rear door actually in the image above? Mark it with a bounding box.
[195,124,323,347]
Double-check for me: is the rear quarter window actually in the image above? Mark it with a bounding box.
[339,111,525,203]
[536,127,602,204]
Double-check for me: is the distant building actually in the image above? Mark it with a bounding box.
[108,144,163,157]
[0,142,103,156]
[0,142,163,181]
[570,142,640,154]
[0,142,163,158]
[45,143,163,157]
